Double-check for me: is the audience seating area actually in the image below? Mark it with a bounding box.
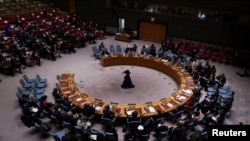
[0,0,51,16]
[0,7,108,76]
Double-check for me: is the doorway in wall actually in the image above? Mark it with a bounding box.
[118,18,125,33]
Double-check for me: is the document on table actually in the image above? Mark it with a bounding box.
[95,106,101,110]
[126,110,135,115]
[182,89,192,94]
[148,106,155,112]
[76,98,82,102]
[167,103,173,107]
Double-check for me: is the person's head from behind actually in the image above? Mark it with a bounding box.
[157,109,162,114]
[131,110,138,118]
[105,105,110,110]
[221,73,225,77]
[41,95,47,101]
[84,103,91,109]
[80,116,87,122]
[53,88,58,94]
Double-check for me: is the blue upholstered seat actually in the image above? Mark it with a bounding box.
[36,74,47,83]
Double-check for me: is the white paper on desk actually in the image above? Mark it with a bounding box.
[76,98,82,102]
[126,110,135,115]
[212,116,217,122]
[89,134,97,140]
[167,103,173,107]
[31,107,38,112]
[137,125,144,130]
[161,59,168,62]
[182,89,192,94]
[95,106,101,110]
[178,96,186,100]
[148,106,155,112]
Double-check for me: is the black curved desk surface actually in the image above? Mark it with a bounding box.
[58,54,195,118]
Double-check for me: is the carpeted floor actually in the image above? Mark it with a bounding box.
[0,36,249,141]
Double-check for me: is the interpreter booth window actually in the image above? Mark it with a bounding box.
[118,18,125,33]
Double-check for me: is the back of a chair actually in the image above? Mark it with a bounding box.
[16,91,22,99]
[74,125,83,134]
[105,132,116,141]
[89,129,104,141]
[225,85,232,92]
[92,46,98,52]
[34,79,39,86]
[40,122,52,133]
[157,130,168,140]
[116,45,122,53]
[19,79,25,87]
[109,45,115,53]
[23,74,30,83]
[23,74,34,83]
[127,118,141,130]
[36,74,41,81]
[50,114,61,125]
[48,131,62,141]
[17,86,22,93]
[154,116,166,123]
[168,109,184,122]
[101,115,116,123]
[138,133,150,141]
[63,121,74,131]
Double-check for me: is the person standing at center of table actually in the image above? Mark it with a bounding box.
[121,70,135,89]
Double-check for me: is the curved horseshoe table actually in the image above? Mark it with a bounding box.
[58,54,195,118]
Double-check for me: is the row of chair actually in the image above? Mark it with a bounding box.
[207,85,232,98]
[18,74,47,100]
[109,45,123,55]
[92,45,123,58]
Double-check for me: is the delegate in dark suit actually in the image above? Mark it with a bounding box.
[154,121,169,138]
[103,105,115,119]
[82,103,95,118]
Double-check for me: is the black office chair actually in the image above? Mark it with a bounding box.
[50,114,62,127]
[168,109,184,123]
[80,112,95,121]
[155,130,168,140]
[88,129,105,141]
[126,118,142,132]
[137,133,150,141]
[74,125,83,134]
[34,121,52,135]
[62,121,74,132]
[104,132,117,141]
[184,102,199,114]
[101,114,116,124]
[149,114,166,129]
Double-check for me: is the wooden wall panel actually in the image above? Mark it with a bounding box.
[68,0,76,13]
[139,21,167,43]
